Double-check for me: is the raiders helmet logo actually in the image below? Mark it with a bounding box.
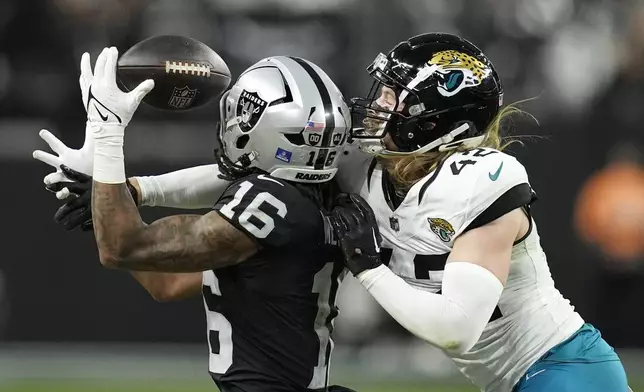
[332,133,343,146]
[236,90,267,132]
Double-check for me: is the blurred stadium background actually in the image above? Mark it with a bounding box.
[2,0,644,390]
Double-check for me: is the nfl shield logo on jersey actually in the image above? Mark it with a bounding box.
[428,218,455,242]
[168,86,198,109]
[389,216,400,232]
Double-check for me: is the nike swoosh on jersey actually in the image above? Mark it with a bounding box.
[257,174,284,186]
[87,86,122,124]
[489,161,504,181]
[525,368,546,381]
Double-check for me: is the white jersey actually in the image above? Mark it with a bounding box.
[337,146,584,391]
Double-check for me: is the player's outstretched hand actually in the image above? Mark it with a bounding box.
[330,193,383,276]
[33,52,96,193]
[87,47,153,184]
[33,129,95,195]
[86,47,154,128]
[48,165,139,231]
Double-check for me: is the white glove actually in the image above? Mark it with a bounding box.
[87,47,154,184]
[33,128,94,199]
[86,47,154,128]
[32,52,95,199]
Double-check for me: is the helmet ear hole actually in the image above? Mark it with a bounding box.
[236,135,250,149]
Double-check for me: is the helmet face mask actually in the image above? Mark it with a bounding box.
[350,33,503,155]
[351,54,422,139]
[214,56,351,183]
[215,89,261,181]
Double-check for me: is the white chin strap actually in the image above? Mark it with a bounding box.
[356,123,483,156]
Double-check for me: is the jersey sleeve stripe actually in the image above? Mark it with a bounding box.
[464,183,535,233]
[418,157,448,204]
[414,253,450,279]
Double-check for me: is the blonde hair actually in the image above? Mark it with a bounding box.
[379,101,536,188]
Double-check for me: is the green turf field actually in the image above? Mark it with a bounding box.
[2,380,478,392]
[5,379,643,392]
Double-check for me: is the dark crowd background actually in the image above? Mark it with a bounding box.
[1,0,644,351]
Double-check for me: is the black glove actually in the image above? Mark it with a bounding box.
[46,165,138,231]
[330,193,383,276]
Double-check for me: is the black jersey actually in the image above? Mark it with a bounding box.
[203,173,346,392]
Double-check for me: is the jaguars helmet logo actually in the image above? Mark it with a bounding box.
[428,50,491,97]
[428,218,455,242]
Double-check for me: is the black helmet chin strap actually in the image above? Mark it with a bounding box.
[213,146,262,181]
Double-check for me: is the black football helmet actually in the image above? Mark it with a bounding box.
[350,33,503,154]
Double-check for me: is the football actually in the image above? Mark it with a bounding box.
[117,35,231,111]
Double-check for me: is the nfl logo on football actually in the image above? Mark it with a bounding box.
[168,86,198,109]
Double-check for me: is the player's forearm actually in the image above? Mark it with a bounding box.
[357,262,503,355]
[132,164,229,209]
[92,182,254,272]
[91,180,206,271]
[129,271,202,302]
[117,213,256,272]
[92,181,148,266]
